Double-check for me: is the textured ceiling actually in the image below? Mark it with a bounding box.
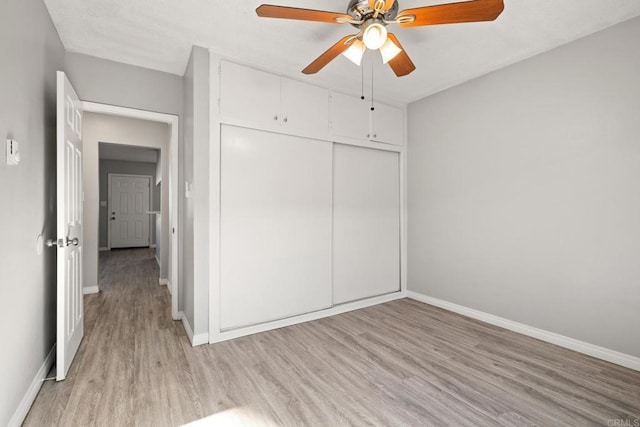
[44,0,640,104]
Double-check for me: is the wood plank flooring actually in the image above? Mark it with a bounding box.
[25,248,640,426]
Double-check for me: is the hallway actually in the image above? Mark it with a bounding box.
[24,249,201,426]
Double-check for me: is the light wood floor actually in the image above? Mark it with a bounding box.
[25,248,640,426]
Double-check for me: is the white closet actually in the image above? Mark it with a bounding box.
[332,144,401,304]
[220,125,332,330]
[213,59,405,338]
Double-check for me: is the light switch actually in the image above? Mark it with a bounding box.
[6,139,20,166]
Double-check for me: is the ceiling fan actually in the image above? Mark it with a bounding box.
[256,0,504,77]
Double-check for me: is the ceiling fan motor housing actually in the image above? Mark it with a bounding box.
[347,0,399,28]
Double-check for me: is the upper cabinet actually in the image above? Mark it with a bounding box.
[330,91,404,146]
[371,102,404,146]
[220,60,329,140]
[330,92,371,141]
[220,61,280,130]
[331,93,404,145]
[280,78,329,138]
[219,60,404,146]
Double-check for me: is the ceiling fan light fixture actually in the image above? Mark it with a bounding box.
[342,39,366,65]
[379,37,401,64]
[362,21,387,50]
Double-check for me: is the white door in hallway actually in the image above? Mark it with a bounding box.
[54,71,84,381]
[109,175,150,248]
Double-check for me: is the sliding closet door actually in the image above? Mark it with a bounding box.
[220,125,332,330]
[333,144,401,304]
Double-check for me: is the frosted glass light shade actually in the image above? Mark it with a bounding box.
[363,23,387,50]
[379,38,402,64]
[343,39,366,66]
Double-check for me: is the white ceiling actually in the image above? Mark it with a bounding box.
[44,0,640,104]
[99,143,159,163]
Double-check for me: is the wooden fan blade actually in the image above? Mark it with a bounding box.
[384,0,396,12]
[386,34,416,77]
[256,5,351,23]
[396,0,504,27]
[369,0,396,12]
[302,35,356,74]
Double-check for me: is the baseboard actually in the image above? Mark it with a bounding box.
[150,243,157,249]
[192,332,209,346]
[98,247,109,252]
[83,286,100,295]
[211,291,404,344]
[180,311,194,343]
[179,312,209,347]
[159,278,169,286]
[407,291,640,372]
[8,345,56,427]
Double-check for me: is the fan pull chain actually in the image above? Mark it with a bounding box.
[361,62,365,100]
[370,61,375,111]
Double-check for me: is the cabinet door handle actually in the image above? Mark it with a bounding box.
[273,115,278,121]
[366,134,370,138]
[373,134,377,138]
[283,117,288,123]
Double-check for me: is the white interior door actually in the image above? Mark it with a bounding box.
[332,144,401,304]
[109,175,150,248]
[55,71,84,381]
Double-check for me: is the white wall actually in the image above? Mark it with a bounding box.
[0,0,64,424]
[408,16,640,358]
[83,113,170,287]
[182,46,210,341]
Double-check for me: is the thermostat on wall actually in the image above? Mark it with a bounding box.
[6,139,21,166]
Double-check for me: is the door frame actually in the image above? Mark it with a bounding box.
[82,101,180,320]
[107,174,153,250]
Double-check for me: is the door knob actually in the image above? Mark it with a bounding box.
[65,237,79,247]
[45,239,62,248]
[111,217,116,220]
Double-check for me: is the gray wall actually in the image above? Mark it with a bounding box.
[65,52,184,311]
[0,0,64,424]
[65,52,183,117]
[99,159,160,248]
[182,46,210,338]
[408,16,640,358]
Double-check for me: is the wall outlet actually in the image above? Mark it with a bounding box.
[6,139,20,166]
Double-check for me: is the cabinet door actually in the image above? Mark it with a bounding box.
[281,78,329,139]
[220,125,332,330]
[220,61,280,129]
[330,92,371,141]
[371,102,404,146]
[333,144,401,304]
